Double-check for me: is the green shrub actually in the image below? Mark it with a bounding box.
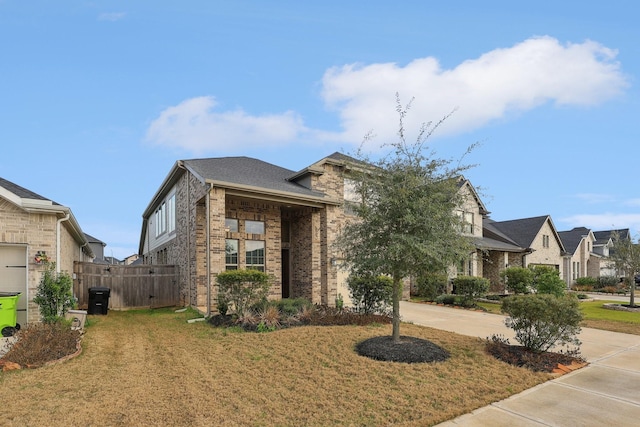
[530,265,566,297]
[501,294,582,353]
[595,275,619,290]
[575,276,597,287]
[216,269,271,318]
[453,276,489,307]
[33,263,75,323]
[435,294,456,305]
[347,274,393,314]
[271,297,311,317]
[500,267,533,294]
[415,273,449,300]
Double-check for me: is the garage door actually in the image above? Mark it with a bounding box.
[0,245,28,326]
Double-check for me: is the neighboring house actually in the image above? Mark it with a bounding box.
[0,177,93,326]
[139,153,367,315]
[593,228,631,277]
[478,218,529,292]
[84,232,107,262]
[483,215,566,283]
[455,179,490,279]
[123,253,139,265]
[558,227,599,286]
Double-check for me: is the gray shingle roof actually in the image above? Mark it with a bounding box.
[0,177,59,204]
[558,227,590,254]
[183,157,325,198]
[489,215,550,248]
[593,229,630,245]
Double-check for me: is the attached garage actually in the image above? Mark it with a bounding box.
[0,245,28,327]
[1,177,94,326]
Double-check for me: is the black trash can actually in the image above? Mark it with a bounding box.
[88,287,110,315]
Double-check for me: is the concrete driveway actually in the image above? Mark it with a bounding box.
[400,301,640,426]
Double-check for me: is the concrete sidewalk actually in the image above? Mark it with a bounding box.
[400,301,640,426]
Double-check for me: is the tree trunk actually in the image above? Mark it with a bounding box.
[630,282,636,307]
[392,274,402,343]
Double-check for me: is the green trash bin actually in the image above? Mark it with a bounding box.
[0,292,21,337]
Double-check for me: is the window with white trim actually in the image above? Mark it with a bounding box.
[155,202,166,237]
[225,239,239,270]
[167,194,176,233]
[246,240,265,271]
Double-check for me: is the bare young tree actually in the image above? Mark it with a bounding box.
[609,231,639,307]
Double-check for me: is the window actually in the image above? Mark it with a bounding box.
[281,220,290,243]
[246,240,265,271]
[463,212,474,234]
[456,210,474,234]
[572,261,580,280]
[167,194,176,233]
[543,235,550,248]
[457,258,473,276]
[343,178,362,216]
[155,202,166,237]
[245,220,265,234]
[225,218,238,232]
[225,239,238,270]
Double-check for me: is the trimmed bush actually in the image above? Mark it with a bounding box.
[575,276,597,288]
[216,269,271,318]
[453,276,489,307]
[415,273,449,300]
[500,267,533,294]
[501,294,582,353]
[347,274,393,314]
[530,265,566,297]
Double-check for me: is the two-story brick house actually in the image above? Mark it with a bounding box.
[481,215,566,287]
[139,153,363,315]
[0,177,93,326]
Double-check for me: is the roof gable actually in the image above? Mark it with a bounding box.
[558,227,593,254]
[593,228,630,245]
[490,215,564,252]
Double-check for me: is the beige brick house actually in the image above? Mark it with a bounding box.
[0,178,94,326]
[139,153,366,315]
[558,227,599,287]
[480,215,566,291]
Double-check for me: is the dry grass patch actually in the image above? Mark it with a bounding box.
[0,308,550,426]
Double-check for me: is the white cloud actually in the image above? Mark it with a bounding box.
[321,36,628,146]
[559,213,640,233]
[145,96,311,154]
[573,193,618,204]
[98,12,126,22]
[145,36,627,153]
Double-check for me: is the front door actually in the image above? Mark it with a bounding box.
[281,249,290,298]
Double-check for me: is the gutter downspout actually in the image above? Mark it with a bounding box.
[56,213,71,273]
[205,182,212,317]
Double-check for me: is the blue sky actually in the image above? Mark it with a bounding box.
[1,1,638,260]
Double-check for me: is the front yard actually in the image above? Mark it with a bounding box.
[0,308,551,426]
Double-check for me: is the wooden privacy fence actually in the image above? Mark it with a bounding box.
[73,262,179,310]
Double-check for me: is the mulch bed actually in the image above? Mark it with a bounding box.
[356,335,450,363]
[485,339,587,373]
